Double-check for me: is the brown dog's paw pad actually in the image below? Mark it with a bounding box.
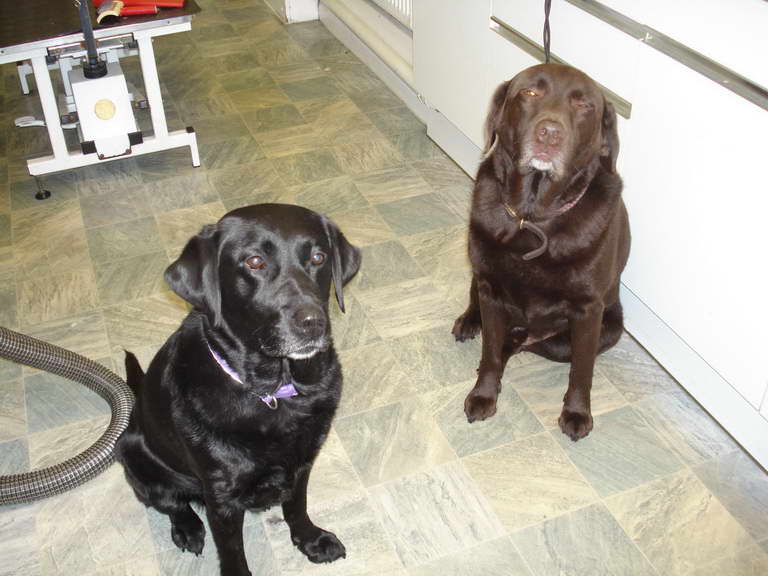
[452,312,481,342]
[558,409,594,441]
[464,391,498,423]
[296,529,346,564]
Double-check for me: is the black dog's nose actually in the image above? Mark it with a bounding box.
[535,120,564,148]
[292,306,326,339]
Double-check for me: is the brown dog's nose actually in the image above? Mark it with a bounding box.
[292,306,326,339]
[535,120,564,148]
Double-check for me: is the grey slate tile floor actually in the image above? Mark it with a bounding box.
[1,1,767,574]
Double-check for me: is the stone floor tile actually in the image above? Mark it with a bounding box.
[509,358,628,430]
[264,492,402,575]
[0,502,42,576]
[511,503,656,576]
[376,193,462,237]
[24,371,109,434]
[634,389,739,466]
[336,341,422,418]
[430,382,543,458]
[368,460,504,568]
[17,269,99,328]
[553,405,685,497]
[693,450,768,540]
[605,470,754,576]
[463,433,598,532]
[354,240,425,292]
[406,537,532,576]
[335,399,456,487]
[355,277,460,339]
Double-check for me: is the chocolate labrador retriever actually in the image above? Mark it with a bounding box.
[453,63,630,440]
[115,204,360,575]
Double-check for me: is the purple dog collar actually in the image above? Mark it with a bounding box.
[207,343,298,409]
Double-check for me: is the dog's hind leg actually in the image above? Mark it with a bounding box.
[523,300,625,362]
[598,300,623,353]
[452,277,481,341]
[117,436,205,555]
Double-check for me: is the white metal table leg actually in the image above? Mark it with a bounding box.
[59,57,74,99]
[136,36,168,139]
[189,129,200,166]
[29,55,69,161]
[17,62,32,95]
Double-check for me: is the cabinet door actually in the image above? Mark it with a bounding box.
[412,0,494,148]
[601,22,768,409]
[489,1,768,407]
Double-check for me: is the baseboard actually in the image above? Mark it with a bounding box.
[319,2,427,123]
[264,0,288,22]
[425,108,482,177]
[286,0,319,22]
[621,283,768,470]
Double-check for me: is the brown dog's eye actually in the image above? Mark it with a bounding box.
[520,88,538,97]
[245,255,266,270]
[573,98,594,110]
[310,252,326,266]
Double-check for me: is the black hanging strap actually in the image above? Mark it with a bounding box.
[543,0,552,63]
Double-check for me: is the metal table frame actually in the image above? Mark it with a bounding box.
[0,14,199,176]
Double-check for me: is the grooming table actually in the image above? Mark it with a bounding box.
[0,0,201,176]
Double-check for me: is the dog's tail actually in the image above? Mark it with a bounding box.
[124,351,145,396]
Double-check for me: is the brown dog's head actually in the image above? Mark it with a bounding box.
[485,63,618,181]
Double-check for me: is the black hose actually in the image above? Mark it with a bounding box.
[0,326,134,505]
[78,0,107,78]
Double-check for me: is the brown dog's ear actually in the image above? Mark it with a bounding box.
[321,217,361,314]
[165,224,222,327]
[484,80,512,154]
[600,100,620,173]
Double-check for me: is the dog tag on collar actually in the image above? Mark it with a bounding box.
[259,381,298,410]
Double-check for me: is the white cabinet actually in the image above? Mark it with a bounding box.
[412,0,494,148]
[415,0,768,465]
[326,0,768,466]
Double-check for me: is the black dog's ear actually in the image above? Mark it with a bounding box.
[484,80,512,154]
[321,217,361,313]
[164,224,222,326]
[600,100,620,174]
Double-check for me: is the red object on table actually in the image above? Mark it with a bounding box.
[120,5,159,15]
[94,0,185,7]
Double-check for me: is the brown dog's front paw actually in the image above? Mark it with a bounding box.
[558,409,594,441]
[464,389,498,423]
[452,312,481,342]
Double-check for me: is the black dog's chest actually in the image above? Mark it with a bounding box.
[234,461,296,510]
[211,407,326,510]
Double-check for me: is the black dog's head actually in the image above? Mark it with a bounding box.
[165,204,361,359]
[485,63,619,181]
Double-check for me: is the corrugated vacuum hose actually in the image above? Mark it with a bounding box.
[0,326,134,505]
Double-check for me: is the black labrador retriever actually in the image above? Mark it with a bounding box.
[453,63,630,440]
[115,204,361,575]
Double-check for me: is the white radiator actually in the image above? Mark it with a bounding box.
[369,0,412,29]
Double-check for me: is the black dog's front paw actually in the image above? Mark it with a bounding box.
[294,529,346,564]
[170,514,206,555]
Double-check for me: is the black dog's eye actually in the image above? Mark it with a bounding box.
[520,88,538,97]
[245,255,266,270]
[310,252,326,266]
